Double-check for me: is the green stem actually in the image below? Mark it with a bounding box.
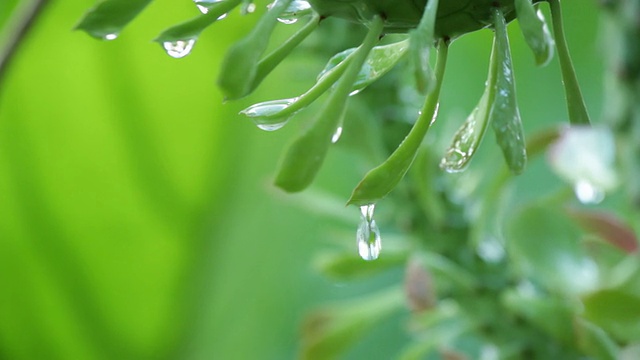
[347,40,449,206]
[548,0,591,125]
[251,13,321,91]
[0,0,48,88]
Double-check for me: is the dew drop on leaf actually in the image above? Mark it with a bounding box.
[163,39,196,58]
[103,33,118,41]
[272,0,312,24]
[193,0,228,18]
[356,204,382,261]
[240,98,298,131]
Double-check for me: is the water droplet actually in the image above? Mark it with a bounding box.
[240,98,297,131]
[271,0,312,24]
[574,179,604,204]
[331,126,342,143]
[103,33,118,41]
[163,39,196,58]
[194,0,228,18]
[356,204,381,261]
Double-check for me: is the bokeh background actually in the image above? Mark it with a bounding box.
[0,1,601,359]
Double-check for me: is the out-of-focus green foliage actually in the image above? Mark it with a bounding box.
[3,0,639,359]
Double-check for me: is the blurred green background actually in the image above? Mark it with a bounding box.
[0,1,601,359]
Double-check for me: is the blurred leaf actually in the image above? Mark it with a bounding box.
[548,126,618,203]
[75,0,152,40]
[400,301,472,360]
[583,289,640,343]
[300,287,404,360]
[405,255,436,313]
[502,289,574,344]
[505,205,599,295]
[313,250,405,281]
[217,0,292,100]
[515,0,554,66]
[568,209,638,253]
[574,317,619,360]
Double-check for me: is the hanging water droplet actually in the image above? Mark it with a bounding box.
[271,0,312,24]
[574,179,604,204]
[331,126,343,143]
[356,204,381,261]
[194,0,228,18]
[240,98,298,131]
[163,39,196,58]
[103,33,118,41]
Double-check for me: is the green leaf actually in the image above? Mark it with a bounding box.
[399,301,472,360]
[515,0,554,66]
[583,289,640,343]
[217,0,293,100]
[548,0,591,125]
[318,39,410,95]
[574,318,620,360]
[76,0,152,40]
[313,250,405,281]
[490,8,527,174]
[300,287,404,360]
[241,39,409,128]
[440,38,498,172]
[274,16,385,192]
[502,289,575,344]
[154,0,241,43]
[505,205,599,295]
[347,40,448,206]
[241,49,353,129]
[409,0,439,94]
[250,13,320,90]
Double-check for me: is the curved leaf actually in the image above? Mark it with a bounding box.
[154,0,241,43]
[76,0,152,40]
[440,38,498,172]
[515,0,554,66]
[347,40,448,206]
[491,8,527,174]
[274,16,385,192]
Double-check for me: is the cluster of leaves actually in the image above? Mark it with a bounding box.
[74,0,640,358]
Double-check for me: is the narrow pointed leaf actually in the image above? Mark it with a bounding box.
[154,0,241,43]
[515,0,554,66]
[409,0,439,93]
[440,39,498,172]
[217,0,293,100]
[347,41,448,206]
[319,39,410,95]
[250,13,320,90]
[491,9,527,174]
[548,0,591,125]
[274,16,385,192]
[76,0,152,40]
[241,50,353,124]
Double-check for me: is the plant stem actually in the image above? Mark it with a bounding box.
[548,0,591,125]
[0,0,49,89]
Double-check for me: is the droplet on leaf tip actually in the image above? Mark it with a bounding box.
[163,39,196,58]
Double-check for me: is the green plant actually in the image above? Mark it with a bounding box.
[4,0,638,358]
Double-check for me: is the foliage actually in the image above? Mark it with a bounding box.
[1,0,639,359]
